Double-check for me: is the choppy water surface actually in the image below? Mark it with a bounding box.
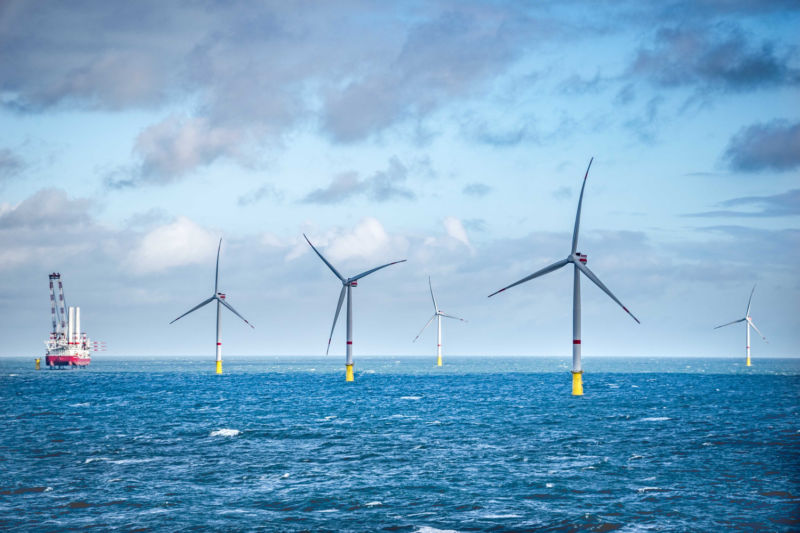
[1,356,798,531]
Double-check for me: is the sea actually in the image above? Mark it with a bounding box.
[1,356,798,532]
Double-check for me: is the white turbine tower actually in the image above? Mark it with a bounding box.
[488,157,640,396]
[304,234,406,381]
[170,238,254,374]
[714,284,767,367]
[413,277,466,367]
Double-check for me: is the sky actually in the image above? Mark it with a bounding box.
[1,1,798,360]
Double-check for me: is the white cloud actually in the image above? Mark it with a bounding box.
[129,216,218,274]
[443,216,474,254]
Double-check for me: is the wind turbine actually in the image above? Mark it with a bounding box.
[170,238,254,374]
[413,277,466,366]
[714,284,767,367]
[304,234,406,381]
[488,157,640,396]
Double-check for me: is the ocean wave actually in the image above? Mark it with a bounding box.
[414,527,460,533]
[210,428,240,437]
[640,417,671,422]
[365,501,382,507]
[401,396,422,400]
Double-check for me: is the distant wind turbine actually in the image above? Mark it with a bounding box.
[714,284,767,367]
[488,157,640,396]
[304,234,406,381]
[413,277,466,367]
[170,238,254,374]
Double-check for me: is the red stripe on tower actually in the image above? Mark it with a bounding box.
[346,341,352,345]
[573,340,581,344]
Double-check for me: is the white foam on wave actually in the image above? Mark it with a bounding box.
[702,442,713,446]
[44,487,53,492]
[401,396,422,400]
[8,373,18,377]
[640,417,671,422]
[69,402,90,407]
[365,501,382,507]
[210,428,240,437]
[108,458,156,465]
[316,509,338,513]
[637,486,664,493]
[281,473,290,479]
[84,457,109,464]
[481,514,521,519]
[545,483,554,488]
[414,527,460,533]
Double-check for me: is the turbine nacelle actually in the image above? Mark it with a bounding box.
[569,252,587,264]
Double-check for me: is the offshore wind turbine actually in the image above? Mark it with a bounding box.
[304,234,406,381]
[714,284,767,367]
[488,157,640,396]
[170,238,254,374]
[413,277,466,367]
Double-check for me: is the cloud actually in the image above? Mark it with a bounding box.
[0,188,99,270]
[0,188,91,229]
[128,216,218,274]
[298,217,410,267]
[723,120,800,172]
[462,183,492,197]
[631,25,798,92]
[443,216,474,254]
[301,157,415,204]
[685,189,800,217]
[552,186,572,201]
[0,148,24,182]
[238,183,284,206]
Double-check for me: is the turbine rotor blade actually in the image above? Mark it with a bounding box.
[714,318,746,329]
[327,286,346,355]
[303,234,345,282]
[571,157,594,254]
[440,313,466,322]
[350,259,407,282]
[413,314,437,342]
[429,276,438,312]
[218,297,255,328]
[748,319,767,342]
[214,237,222,294]
[170,296,215,324]
[575,261,640,324]
[488,258,569,297]
[746,283,756,316]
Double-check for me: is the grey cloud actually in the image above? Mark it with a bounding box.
[462,183,492,197]
[552,186,572,200]
[631,26,798,91]
[238,184,284,207]
[320,9,531,142]
[685,189,800,217]
[0,188,92,229]
[301,157,414,205]
[302,172,362,205]
[724,120,800,172]
[0,148,24,181]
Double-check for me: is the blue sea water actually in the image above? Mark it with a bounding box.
[1,356,798,532]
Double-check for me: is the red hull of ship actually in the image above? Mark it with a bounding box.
[46,355,90,367]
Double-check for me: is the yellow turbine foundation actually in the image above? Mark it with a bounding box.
[345,364,354,381]
[746,355,751,367]
[437,355,442,367]
[216,360,223,374]
[572,371,583,396]
[35,358,40,370]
